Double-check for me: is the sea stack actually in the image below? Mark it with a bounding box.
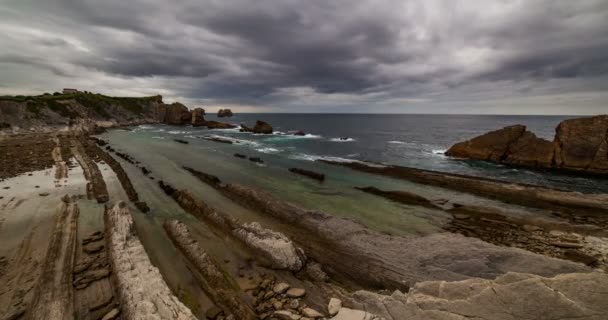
[445,115,608,174]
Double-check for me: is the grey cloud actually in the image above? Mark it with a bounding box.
[0,0,607,113]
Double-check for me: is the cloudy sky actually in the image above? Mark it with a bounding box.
[1,0,607,114]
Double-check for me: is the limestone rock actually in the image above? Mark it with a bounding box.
[331,308,374,320]
[273,282,291,294]
[503,131,555,167]
[105,202,197,319]
[446,125,526,161]
[347,271,608,320]
[164,102,191,125]
[555,115,608,172]
[302,307,324,318]
[328,298,342,316]
[191,108,206,127]
[286,287,306,298]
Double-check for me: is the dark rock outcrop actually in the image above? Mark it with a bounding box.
[191,108,206,127]
[205,121,237,129]
[289,168,325,182]
[446,115,608,174]
[163,102,191,125]
[240,121,273,134]
[217,109,233,117]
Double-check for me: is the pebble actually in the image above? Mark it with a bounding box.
[286,287,306,298]
[328,298,342,316]
[302,308,323,318]
[273,282,291,294]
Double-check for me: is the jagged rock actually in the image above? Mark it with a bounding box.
[446,125,526,161]
[286,288,306,298]
[217,109,234,117]
[191,108,206,127]
[163,220,257,320]
[328,298,342,316]
[105,202,197,319]
[164,102,191,125]
[555,115,608,172]
[252,120,273,134]
[446,115,608,174]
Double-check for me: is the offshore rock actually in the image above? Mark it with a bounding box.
[217,109,234,117]
[164,102,191,125]
[191,108,206,127]
[446,115,608,174]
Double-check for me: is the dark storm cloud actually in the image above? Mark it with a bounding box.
[1,0,607,113]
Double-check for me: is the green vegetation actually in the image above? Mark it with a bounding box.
[175,285,201,315]
[1,92,162,119]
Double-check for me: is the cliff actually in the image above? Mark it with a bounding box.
[446,115,608,174]
[0,93,166,133]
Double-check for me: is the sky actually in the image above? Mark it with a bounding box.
[1,0,607,114]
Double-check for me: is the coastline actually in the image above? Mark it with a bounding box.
[0,114,607,319]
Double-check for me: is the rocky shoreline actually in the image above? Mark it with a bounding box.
[1,111,608,319]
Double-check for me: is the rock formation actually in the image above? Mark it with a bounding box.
[217,109,234,117]
[241,121,273,134]
[339,271,608,320]
[191,108,206,127]
[104,202,197,320]
[203,182,589,291]
[205,121,237,129]
[163,102,191,125]
[446,115,608,174]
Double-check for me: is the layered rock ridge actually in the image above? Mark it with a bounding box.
[446,115,608,174]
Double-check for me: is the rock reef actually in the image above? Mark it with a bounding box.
[446,115,608,174]
[104,202,197,319]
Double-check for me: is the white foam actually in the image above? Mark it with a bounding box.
[256,147,281,154]
[387,140,405,144]
[329,137,356,142]
[289,154,386,168]
[199,135,260,146]
[151,136,165,139]
[168,130,189,135]
[432,149,446,155]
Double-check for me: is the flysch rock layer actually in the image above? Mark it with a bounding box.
[217,183,589,291]
[446,115,608,174]
[342,271,608,320]
[163,220,257,320]
[173,189,305,271]
[104,202,197,320]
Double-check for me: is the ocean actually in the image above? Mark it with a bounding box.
[127,114,607,193]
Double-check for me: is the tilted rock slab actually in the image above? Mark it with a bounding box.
[104,202,197,320]
[163,220,257,320]
[173,189,305,270]
[217,184,589,291]
[344,271,608,320]
[446,115,608,174]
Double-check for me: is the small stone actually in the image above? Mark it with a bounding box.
[38,192,50,196]
[289,299,299,309]
[101,308,120,320]
[263,291,275,299]
[273,282,290,294]
[328,298,342,316]
[286,287,306,298]
[302,308,323,318]
[260,279,272,289]
[273,310,296,320]
[205,306,223,319]
[273,301,283,310]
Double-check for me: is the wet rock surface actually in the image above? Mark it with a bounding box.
[289,168,325,182]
